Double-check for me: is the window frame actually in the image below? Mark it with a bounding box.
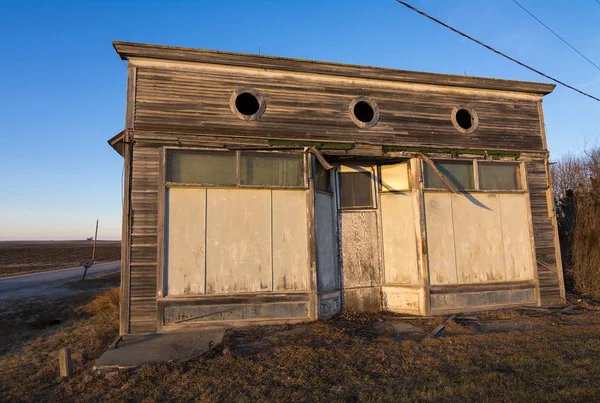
[337,165,378,210]
[164,147,308,190]
[422,158,525,193]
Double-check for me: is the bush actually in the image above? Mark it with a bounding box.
[553,148,600,298]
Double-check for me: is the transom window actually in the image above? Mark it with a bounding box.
[167,150,305,188]
[339,167,375,209]
[424,160,521,191]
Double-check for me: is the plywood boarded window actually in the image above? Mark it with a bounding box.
[240,152,304,187]
[167,150,236,185]
[424,161,474,190]
[380,162,410,191]
[478,162,520,191]
[339,171,374,209]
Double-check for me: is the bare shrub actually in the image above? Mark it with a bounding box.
[553,147,600,298]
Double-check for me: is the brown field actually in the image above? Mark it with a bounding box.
[2,280,600,402]
[0,240,121,277]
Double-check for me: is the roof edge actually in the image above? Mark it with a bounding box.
[112,41,556,96]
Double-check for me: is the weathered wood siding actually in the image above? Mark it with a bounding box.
[524,157,564,305]
[132,64,545,152]
[340,211,382,311]
[129,145,160,333]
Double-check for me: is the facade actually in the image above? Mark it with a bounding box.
[109,41,565,335]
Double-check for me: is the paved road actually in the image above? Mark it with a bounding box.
[0,261,120,299]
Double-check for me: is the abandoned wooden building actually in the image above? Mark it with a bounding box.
[108,41,565,335]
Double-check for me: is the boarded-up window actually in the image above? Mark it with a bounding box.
[424,161,474,190]
[339,171,374,208]
[478,162,520,190]
[380,162,410,191]
[167,150,236,185]
[240,152,304,187]
[315,163,331,192]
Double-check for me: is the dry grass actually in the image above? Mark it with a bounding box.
[2,293,600,402]
[0,240,120,277]
[553,148,600,298]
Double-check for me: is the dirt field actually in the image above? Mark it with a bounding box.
[2,282,600,402]
[0,241,120,277]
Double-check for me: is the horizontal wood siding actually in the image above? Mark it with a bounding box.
[114,41,555,95]
[133,67,545,152]
[129,145,160,333]
[525,157,563,304]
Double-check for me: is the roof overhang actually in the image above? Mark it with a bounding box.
[108,130,125,157]
[112,41,556,96]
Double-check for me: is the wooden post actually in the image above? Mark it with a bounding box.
[59,348,73,378]
[91,219,99,264]
[82,220,99,280]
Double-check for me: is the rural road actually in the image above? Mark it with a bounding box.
[0,261,120,299]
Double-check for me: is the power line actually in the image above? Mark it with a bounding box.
[512,0,600,72]
[395,0,600,102]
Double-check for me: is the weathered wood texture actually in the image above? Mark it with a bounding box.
[340,211,382,311]
[129,145,160,333]
[114,41,555,95]
[524,157,563,305]
[132,66,546,152]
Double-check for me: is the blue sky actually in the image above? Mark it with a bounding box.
[0,0,598,240]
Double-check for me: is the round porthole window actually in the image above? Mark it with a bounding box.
[451,106,478,134]
[230,88,266,121]
[349,97,379,128]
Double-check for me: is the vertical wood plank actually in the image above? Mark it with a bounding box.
[166,188,207,295]
[272,190,309,291]
[424,193,457,285]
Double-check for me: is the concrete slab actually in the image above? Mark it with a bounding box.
[94,328,226,370]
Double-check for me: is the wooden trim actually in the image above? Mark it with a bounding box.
[451,106,479,134]
[125,66,137,129]
[230,87,266,121]
[158,292,310,306]
[413,158,430,316]
[113,41,555,95]
[119,141,132,335]
[156,147,166,332]
[349,96,380,128]
[429,280,537,294]
[306,154,318,320]
[119,65,137,335]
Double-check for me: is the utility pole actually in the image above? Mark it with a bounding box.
[81,219,99,280]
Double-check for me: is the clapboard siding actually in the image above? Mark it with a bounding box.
[525,158,563,304]
[129,146,160,333]
[114,42,554,95]
[133,67,545,152]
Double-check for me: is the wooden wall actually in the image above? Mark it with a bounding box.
[118,52,564,333]
[524,157,564,305]
[129,145,160,334]
[132,62,545,152]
